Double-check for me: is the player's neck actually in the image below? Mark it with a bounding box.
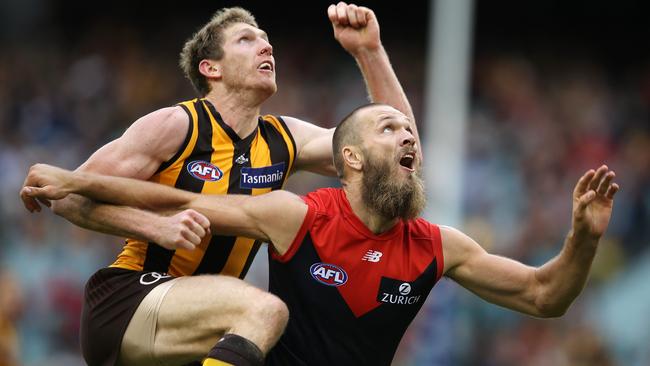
[343,182,399,235]
[204,91,262,139]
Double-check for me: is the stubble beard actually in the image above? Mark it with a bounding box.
[361,154,426,221]
[222,64,277,99]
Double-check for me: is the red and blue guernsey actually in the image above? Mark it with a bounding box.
[267,187,444,365]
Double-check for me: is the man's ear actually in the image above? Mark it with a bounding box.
[342,146,363,172]
[198,59,222,79]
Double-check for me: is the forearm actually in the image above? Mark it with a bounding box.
[354,46,420,159]
[71,171,195,211]
[52,194,163,240]
[534,230,599,316]
[354,46,415,122]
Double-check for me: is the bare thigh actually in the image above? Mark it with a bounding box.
[152,275,279,366]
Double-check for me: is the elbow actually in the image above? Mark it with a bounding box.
[537,306,568,319]
[530,269,575,318]
[534,296,570,318]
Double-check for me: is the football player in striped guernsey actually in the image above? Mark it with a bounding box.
[20,3,419,366]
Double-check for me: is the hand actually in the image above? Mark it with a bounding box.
[328,2,381,55]
[572,165,619,241]
[20,164,75,213]
[151,209,211,251]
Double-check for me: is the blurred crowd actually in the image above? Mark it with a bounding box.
[1,2,649,366]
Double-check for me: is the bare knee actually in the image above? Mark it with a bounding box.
[239,291,288,352]
[153,276,288,361]
[253,292,289,331]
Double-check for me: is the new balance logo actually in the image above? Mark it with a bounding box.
[362,250,383,262]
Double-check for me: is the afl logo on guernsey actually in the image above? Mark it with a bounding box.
[310,263,348,287]
[187,160,223,182]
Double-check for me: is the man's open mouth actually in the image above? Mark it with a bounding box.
[399,153,415,170]
[258,61,274,71]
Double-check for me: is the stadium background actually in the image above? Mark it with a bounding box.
[1,0,649,365]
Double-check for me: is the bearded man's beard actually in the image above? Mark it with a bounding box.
[361,154,426,221]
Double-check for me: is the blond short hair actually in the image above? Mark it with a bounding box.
[179,7,258,95]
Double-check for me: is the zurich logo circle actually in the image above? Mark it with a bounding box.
[187,160,223,182]
[310,263,348,287]
[399,283,411,295]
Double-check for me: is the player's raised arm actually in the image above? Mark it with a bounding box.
[328,2,419,155]
[284,3,422,176]
[442,166,619,318]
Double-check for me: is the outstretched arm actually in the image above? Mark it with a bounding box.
[20,106,190,242]
[22,164,307,255]
[443,166,619,317]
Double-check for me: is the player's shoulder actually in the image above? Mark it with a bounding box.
[437,225,466,241]
[278,115,331,141]
[129,105,189,136]
[407,217,442,239]
[259,113,291,134]
[120,105,191,157]
[303,187,343,213]
[142,105,189,124]
[436,225,478,255]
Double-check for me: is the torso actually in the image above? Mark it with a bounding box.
[267,188,444,365]
[111,98,297,278]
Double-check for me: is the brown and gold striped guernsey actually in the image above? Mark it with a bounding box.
[110,98,297,278]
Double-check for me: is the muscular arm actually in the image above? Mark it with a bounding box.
[183,190,307,255]
[54,195,164,240]
[23,166,307,255]
[353,47,417,146]
[442,227,574,318]
[284,4,419,176]
[43,107,189,240]
[442,167,619,318]
[329,3,420,155]
[282,118,336,176]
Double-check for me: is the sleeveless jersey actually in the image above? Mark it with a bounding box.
[111,98,296,278]
[267,188,444,365]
